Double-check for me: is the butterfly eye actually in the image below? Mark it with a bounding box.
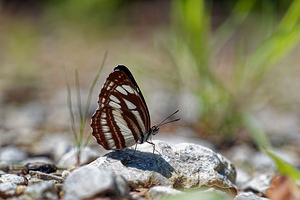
[152,126,159,135]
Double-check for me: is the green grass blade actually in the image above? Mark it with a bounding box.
[81,52,107,145]
[242,0,300,89]
[75,69,85,144]
[242,113,271,151]
[64,69,79,147]
[75,69,83,125]
[278,0,300,32]
[84,133,92,147]
[83,51,107,123]
[213,0,256,52]
[266,150,300,183]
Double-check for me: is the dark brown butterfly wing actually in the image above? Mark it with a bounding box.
[91,65,151,150]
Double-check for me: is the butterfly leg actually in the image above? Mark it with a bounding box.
[146,141,157,160]
[132,143,138,157]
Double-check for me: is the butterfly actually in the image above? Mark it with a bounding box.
[90,65,179,151]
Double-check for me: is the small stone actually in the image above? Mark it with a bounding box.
[16,185,27,195]
[25,162,57,173]
[28,178,43,185]
[0,174,27,185]
[130,188,147,199]
[23,157,54,165]
[61,170,70,179]
[55,183,63,191]
[24,181,58,200]
[29,171,63,183]
[0,146,27,163]
[234,192,270,200]
[147,186,182,200]
[242,173,273,195]
[63,165,130,200]
[236,168,251,188]
[58,146,101,167]
[0,182,17,198]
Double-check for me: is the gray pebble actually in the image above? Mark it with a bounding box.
[61,170,70,179]
[234,192,270,200]
[0,174,27,185]
[29,171,63,183]
[241,173,273,195]
[63,165,129,200]
[24,181,58,200]
[22,157,54,165]
[147,186,182,200]
[0,182,18,198]
[0,146,27,163]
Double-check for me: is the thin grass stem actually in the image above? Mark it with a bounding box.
[75,69,83,125]
[75,69,85,143]
[83,52,107,124]
[64,69,79,147]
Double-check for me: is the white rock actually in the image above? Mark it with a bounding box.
[241,173,273,195]
[0,182,18,198]
[147,186,182,200]
[90,140,237,194]
[234,192,270,200]
[63,165,129,200]
[235,168,251,188]
[0,174,27,185]
[24,181,57,200]
[22,157,53,165]
[61,170,71,179]
[0,146,27,163]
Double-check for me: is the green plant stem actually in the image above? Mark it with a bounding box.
[65,68,79,147]
[75,69,85,145]
[81,52,107,147]
[83,51,107,123]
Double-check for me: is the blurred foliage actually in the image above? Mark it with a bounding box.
[1,21,39,84]
[43,0,135,29]
[243,114,300,183]
[267,151,300,183]
[167,0,300,142]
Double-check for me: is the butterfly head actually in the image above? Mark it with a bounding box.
[150,125,159,135]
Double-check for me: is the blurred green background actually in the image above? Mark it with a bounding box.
[1,0,300,149]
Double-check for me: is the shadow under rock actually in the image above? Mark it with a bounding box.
[105,149,175,178]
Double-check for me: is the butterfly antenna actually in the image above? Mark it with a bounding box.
[157,118,180,127]
[157,110,180,127]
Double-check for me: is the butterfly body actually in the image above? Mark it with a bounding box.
[91,65,157,150]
